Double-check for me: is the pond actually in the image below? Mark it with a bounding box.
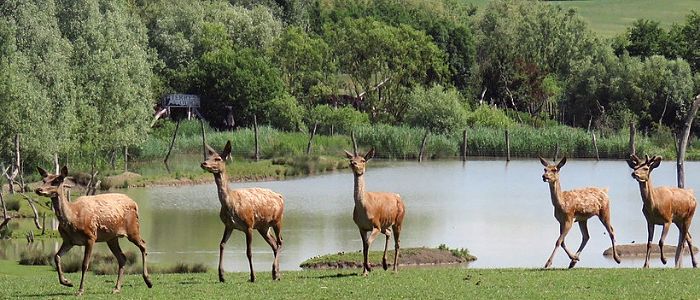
[4,159,700,271]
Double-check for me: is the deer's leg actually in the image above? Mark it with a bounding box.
[217,226,234,282]
[599,212,621,264]
[674,223,686,268]
[76,239,95,296]
[659,222,671,265]
[392,224,401,272]
[568,220,590,269]
[544,219,574,268]
[359,229,370,276]
[686,231,697,268]
[382,231,390,271]
[272,222,283,251]
[127,234,152,288]
[245,228,256,282]
[107,239,127,294]
[644,222,655,268]
[54,241,74,287]
[258,227,280,280]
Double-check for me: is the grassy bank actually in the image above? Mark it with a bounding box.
[2,262,700,299]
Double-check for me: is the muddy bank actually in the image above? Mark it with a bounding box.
[603,244,699,257]
[300,247,477,270]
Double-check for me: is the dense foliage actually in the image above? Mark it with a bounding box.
[0,0,699,169]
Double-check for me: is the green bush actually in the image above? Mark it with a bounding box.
[465,105,516,129]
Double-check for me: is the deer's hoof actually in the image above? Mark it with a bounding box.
[75,290,84,297]
[382,261,388,271]
[144,276,153,288]
[568,260,577,269]
[112,288,121,294]
[60,279,73,287]
[661,257,668,264]
[614,255,621,264]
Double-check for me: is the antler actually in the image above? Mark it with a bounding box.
[351,131,358,156]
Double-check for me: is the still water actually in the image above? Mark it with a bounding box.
[4,159,700,271]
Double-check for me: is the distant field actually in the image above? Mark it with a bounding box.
[467,0,698,37]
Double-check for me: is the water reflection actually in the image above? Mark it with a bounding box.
[3,159,700,270]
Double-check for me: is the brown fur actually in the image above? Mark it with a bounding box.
[627,154,698,268]
[539,157,621,268]
[345,148,406,275]
[201,141,284,283]
[35,166,152,296]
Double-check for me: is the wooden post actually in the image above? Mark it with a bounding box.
[591,132,600,161]
[124,146,128,173]
[306,122,318,155]
[14,133,22,192]
[254,115,260,161]
[628,122,636,156]
[461,129,468,161]
[163,119,181,172]
[200,118,207,160]
[53,153,59,174]
[419,130,429,162]
[41,212,46,235]
[676,94,700,188]
[505,130,511,161]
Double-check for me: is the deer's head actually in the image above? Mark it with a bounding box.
[626,154,661,183]
[539,156,567,183]
[35,166,69,197]
[201,141,232,174]
[344,148,375,176]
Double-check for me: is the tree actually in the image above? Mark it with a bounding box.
[668,11,700,72]
[272,26,336,107]
[57,0,154,156]
[624,19,669,58]
[404,85,467,134]
[0,0,76,164]
[324,17,447,123]
[194,46,286,129]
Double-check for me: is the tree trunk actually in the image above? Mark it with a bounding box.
[591,132,600,161]
[200,117,207,160]
[20,193,42,231]
[505,130,511,162]
[676,94,700,188]
[54,153,60,174]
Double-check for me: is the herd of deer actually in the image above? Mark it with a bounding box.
[30,139,696,296]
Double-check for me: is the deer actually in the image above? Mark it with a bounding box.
[626,154,698,268]
[34,166,152,296]
[344,136,405,276]
[200,141,284,283]
[539,157,621,268]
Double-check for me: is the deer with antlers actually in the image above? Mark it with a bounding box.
[626,154,698,268]
[344,135,405,276]
[34,166,152,296]
[200,141,284,282]
[539,157,621,268]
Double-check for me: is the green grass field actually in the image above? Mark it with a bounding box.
[2,259,700,299]
[465,0,697,37]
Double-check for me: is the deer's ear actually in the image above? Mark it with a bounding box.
[649,156,662,170]
[205,144,218,157]
[538,157,549,167]
[221,141,232,160]
[59,166,68,178]
[364,148,375,161]
[344,150,354,159]
[556,157,567,169]
[37,167,48,178]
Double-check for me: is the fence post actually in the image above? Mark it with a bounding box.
[592,132,600,161]
[505,130,511,162]
[461,129,468,161]
[306,122,318,155]
[254,115,260,161]
[628,122,636,156]
[419,130,429,162]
